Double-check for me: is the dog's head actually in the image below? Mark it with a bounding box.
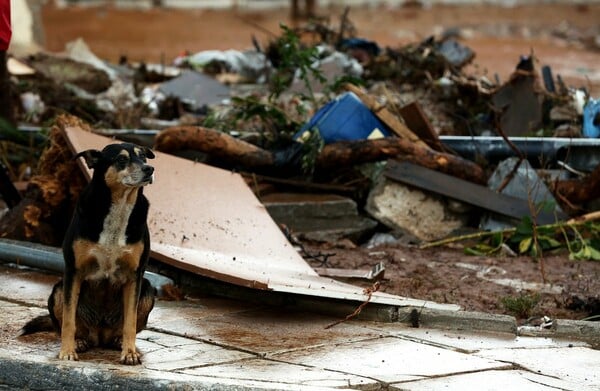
[75,143,155,188]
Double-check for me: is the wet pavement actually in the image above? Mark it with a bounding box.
[1,264,599,390]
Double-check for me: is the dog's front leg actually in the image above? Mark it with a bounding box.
[120,280,141,365]
[59,273,81,361]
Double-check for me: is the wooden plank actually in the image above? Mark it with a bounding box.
[384,160,563,225]
[398,102,444,151]
[63,126,460,311]
[344,84,429,148]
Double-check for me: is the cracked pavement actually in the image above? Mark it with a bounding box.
[1,264,599,390]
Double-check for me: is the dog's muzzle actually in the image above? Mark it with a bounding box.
[142,165,155,184]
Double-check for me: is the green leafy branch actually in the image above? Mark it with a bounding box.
[423,215,600,261]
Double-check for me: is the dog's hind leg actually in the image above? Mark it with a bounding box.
[136,278,156,332]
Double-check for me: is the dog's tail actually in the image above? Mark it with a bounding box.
[19,315,55,336]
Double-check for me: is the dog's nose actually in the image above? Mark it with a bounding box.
[143,165,154,175]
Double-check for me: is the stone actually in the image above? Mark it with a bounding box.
[365,176,468,241]
[481,157,565,230]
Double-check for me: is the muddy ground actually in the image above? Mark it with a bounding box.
[41,2,600,94]
[301,240,600,322]
[36,2,600,322]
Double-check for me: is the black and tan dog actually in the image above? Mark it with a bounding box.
[21,143,156,365]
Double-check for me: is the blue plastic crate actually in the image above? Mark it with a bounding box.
[296,92,391,144]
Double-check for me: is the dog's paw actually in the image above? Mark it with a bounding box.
[58,349,79,361]
[119,349,142,365]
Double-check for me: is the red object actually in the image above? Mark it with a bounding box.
[0,0,11,51]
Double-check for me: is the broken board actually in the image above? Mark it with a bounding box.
[384,160,563,225]
[63,127,459,311]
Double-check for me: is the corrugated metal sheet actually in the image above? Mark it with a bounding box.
[64,126,460,311]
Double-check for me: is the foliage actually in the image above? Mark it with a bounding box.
[201,24,365,165]
[507,216,562,257]
[562,222,600,261]
[500,292,540,319]
[463,231,505,256]
[298,128,324,176]
[463,216,600,262]
[268,24,326,104]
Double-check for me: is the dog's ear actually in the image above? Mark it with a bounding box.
[73,149,103,169]
[144,147,155,160]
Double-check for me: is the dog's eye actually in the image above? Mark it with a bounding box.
[115,156,129,167]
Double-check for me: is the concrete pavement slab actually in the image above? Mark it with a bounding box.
[476,346,600,389]
[0,348,343,391]
[2,264,600,391]
[138,333,254,372]
[182,358,379,390]
[371,326,589,353]
[152,307,386,356]
[272,336,511,383]
[0,266,58,306]
[397,369,580,391]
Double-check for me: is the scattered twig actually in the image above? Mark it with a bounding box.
[325,281,380,329]
[496,157,524,193]
[420,228,516,249]
[280,224,336,267]
[567,210,600,224]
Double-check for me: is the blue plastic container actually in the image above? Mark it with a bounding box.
[296,92,391,144]
[583,98,600,138]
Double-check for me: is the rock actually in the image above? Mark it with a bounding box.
[480,157,565,230]
[365,176,468,242]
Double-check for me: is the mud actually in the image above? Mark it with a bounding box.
[302,241,600,322]
[40,3,600,94]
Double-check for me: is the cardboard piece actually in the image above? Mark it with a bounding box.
[63,127,459,310]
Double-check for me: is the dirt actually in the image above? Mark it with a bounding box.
[299,239,600,322]
[41,2,600,94]
[36,3,600,322]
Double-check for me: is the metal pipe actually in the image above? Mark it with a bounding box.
[440,136,600,172]
[0,238,173,291]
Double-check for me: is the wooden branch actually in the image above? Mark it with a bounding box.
[154,126,275,168]
[317,138,487,184]
[552,163,600,205]
[155,127,486,184]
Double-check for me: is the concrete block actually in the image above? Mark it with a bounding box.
[263,193,378,242]
[518,318,600,348]
[366,176,468,241]
[398,308,518,335]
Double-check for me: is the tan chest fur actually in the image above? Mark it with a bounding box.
[73,196,143,283]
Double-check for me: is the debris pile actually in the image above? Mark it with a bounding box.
[1,12,599,265]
